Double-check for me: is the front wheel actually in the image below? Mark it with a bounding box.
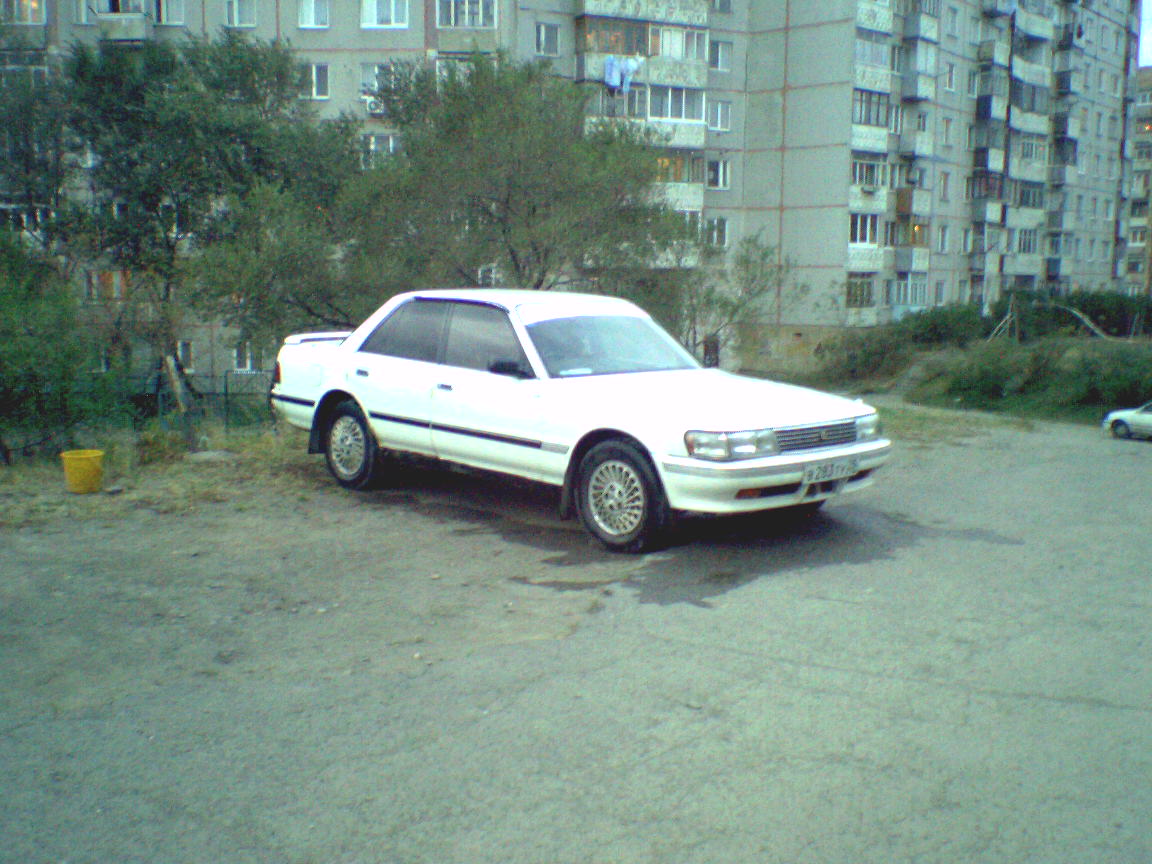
[325,401,380,489]
[576,440,668,553]
[1112,420,1132,439]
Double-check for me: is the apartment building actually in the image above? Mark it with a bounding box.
[1127,64,1152,294]
[1,0,1143,357]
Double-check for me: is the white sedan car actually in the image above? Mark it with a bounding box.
[1103,401,1152,440]
[271,290,892,552]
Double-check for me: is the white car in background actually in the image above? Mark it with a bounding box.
[1103,402,1152,440]
[270,290,892,552]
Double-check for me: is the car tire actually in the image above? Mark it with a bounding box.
[576,440,668,554]
[325,401,380,490]
[1111,420,1132,439]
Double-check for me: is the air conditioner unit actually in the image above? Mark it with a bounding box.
[361,94,386,117]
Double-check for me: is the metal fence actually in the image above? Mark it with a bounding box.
[136,370,275,431]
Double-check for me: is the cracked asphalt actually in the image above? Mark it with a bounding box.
[1,415,1150,863]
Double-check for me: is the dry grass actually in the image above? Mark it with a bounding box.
[866,394,1035,446]
[0,423,320,529]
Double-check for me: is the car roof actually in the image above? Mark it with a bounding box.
[401,288,646,323]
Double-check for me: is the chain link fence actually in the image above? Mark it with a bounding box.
[134,370,275,431]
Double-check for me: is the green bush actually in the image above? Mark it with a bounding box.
[0,231,128,458]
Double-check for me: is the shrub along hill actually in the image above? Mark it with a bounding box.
[813,291,1152,423]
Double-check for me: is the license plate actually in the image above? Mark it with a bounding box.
[803,458,859,484]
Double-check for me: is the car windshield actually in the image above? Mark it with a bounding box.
[527,314,699,378]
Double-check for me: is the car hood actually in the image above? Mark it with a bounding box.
[549,368,873,430]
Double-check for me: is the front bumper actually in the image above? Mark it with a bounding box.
[658,439,892,514]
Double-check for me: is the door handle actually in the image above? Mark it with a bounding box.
[355,369,369,377]
[437,383,453,392]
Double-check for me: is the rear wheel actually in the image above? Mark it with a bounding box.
[1112,420,1132,439]
[576,440,667,553]
[325,401,380,489]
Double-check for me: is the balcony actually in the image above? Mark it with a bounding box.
[1052,113,1080,139]
[901,71,936,101]
[972,200,1005,224]
[847,245,887,272]
[577,0,708,27]
[1047,165,1068,186]
[1009,109,1051,137]
[982,0,1012,15]
[1047,210,1069,231]
[1015,8,1054,41]
[577,53,707,90]
[969,251,986,272]
[857,0,895,33]
[974,147,1007,173]
[976,95,1009,122]
[97,12,153,41]
[1055,70,1082,97]
[1045,257,1062,279]
[850,124,892,153]
[899,130,934,158]
[903,11,939,42]
[895,187,930,215]
[894,246,930,271]
[977,39,1010,67]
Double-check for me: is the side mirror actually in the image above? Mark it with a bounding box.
[489,359,533,380]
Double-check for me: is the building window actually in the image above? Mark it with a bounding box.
[849,213,879,245]
[302,64,329,100]
[711,0,731,12]
[705,216,728,247]
[362,0,406,26]
[579,17,648,54]
[945,62,956,91]
[967,69,978,97]
[655,153,702,183]
[852,89,889,127]
[148,0,183,23]
[1018,229,1038,254]
[706,159,730,189]
[234,342,255,372]
[937,224,949,253]
[225,0,255,27]
[649,86,704,122]
[653,27,706,61]
[855,28,889,68]
[1130,227,1147,245]
[851,153,889,188]
[707,100,732,132]
[535,22,559,55]
[846,273,875,308]
[708,40,732,72]
[438,0,494,28]
[298,0,328,26]
[2,0,45,23]
[939,171,950,201]
[361,133,399,168]
[176,340,194,372]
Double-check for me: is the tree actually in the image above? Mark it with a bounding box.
[352,54,694,292]
[59,33,361,387]
[0,231,123,461]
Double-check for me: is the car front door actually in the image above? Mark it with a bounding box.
[428,302,568,484]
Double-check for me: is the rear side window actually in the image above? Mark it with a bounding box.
[443,303,530,374]
[359,300,448,362]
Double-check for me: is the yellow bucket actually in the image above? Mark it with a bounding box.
[61,449,104,494]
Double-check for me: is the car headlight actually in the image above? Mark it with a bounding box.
[856,413,883,441]
[685,429,779,461]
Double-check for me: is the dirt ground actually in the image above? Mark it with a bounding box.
[2,406,1150,863]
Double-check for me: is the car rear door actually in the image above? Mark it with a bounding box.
[428,302,568,484]
[349,299,448,457]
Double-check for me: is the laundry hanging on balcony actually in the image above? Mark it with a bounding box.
[604,56,644,96]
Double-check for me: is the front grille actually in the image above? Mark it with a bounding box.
[776,421,857,453]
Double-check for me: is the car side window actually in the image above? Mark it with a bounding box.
[443,303,532,377]
[359,300,448,362]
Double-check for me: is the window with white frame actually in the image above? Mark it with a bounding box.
[360,62,398,95]
[2,0,45,24]
[302,64,329,99]
[1018,228,1038,254]
[850,212,879,245]
[234,341,255,372]
[945,62,956,90]
[706,159,730,189]
[535,22,559,55]
[152,0,184,23]
[298,0,328,27]
[845,273,875,308]
[707,99,731,132]
[649,86,704,122]
[939,171,950,201]
[851,152,889,187]
[937,224,949,253]
[652,27,706,61]
[708,40,732,72]
[225,0,255,27]
[176,340,195,372]
[705,216,728,247]
[855,28,889,68]
[362,0,406,26]
[437,0,494,28]
[711,0,730,12]
[361,133,399,167]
